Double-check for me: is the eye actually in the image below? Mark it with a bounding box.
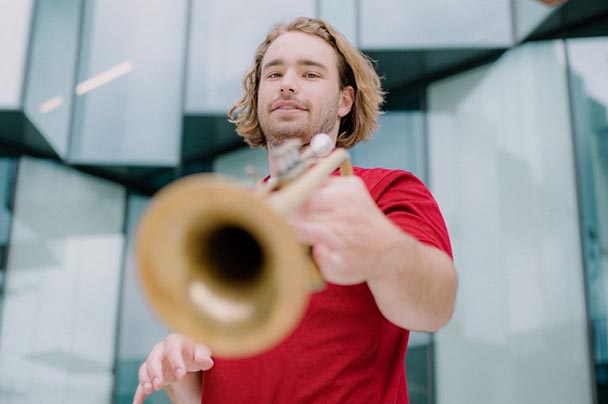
[305,72,321,79]
[267,72,282,79]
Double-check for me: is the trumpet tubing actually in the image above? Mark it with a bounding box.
[135,148,351,358]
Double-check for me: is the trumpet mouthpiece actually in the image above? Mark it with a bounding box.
[310,133,333,157]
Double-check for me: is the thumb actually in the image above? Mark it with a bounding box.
[193,345,214,371]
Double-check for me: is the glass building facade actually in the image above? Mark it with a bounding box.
[0,1,606,403]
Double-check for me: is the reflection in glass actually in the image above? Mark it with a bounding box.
[23,0,81,157]
[351,111,426,180]
[0,158,17,323]
[512,0,557,41]
[213,146,269,186]
[428,41,592,404]
[567,36,608,403]
[319,0,357,46]
[113,194,172,404]
[69,0,188,166]
[185,0,315,114]
[0,157,126,404]
[75,60,134,96]
[0,0,33,109]
[360,0,512,49]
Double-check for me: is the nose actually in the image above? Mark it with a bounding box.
[279,71,298,94]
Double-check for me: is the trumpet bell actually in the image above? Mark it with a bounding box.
[136,174,312,358]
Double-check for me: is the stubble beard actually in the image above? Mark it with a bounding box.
[259,97,340,148]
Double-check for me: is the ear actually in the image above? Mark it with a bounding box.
[337,86,355,118]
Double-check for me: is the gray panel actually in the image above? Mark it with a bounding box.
[0,0,33,108]
[351,111,426,181]
[567,36,608,401]
[69,0,188,166]
[360,0,512,49]
[185,0,316,113]
[429,41,592,404]
[23,0,81,158]
[0,157,126,404]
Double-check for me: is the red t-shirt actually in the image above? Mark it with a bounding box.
[201,167,452,404]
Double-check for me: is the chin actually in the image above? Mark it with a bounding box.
[267,131,314,147]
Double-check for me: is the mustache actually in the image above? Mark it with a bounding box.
[269,95,309,111]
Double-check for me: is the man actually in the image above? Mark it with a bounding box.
[133,17,457,404]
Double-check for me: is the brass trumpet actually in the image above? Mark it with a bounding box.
[135,135,352,358]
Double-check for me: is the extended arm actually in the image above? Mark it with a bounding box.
[290,175,457,332]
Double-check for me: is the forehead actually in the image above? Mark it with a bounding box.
[262,31,339,70]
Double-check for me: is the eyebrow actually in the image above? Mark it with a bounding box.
[262,58,329,71]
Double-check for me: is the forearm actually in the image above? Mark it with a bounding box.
[289,175,457,331]
[164,371,203,404]
[367,226,457,332]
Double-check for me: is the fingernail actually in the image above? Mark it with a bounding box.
[143,382,151,393]
[175,368,185,379]
[153,377,161,390]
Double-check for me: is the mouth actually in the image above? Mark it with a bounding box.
[271,100,307,112]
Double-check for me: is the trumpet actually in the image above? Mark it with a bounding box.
[135,134,352,358]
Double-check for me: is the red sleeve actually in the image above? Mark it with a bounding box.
[359,168,453,259]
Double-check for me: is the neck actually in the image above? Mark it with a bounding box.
[267,146,279,177]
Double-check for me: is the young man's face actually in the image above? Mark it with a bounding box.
[257,31,354,148]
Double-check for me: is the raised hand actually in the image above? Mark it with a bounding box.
[133,333,214,404]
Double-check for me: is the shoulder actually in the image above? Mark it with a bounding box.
[353,166,429,201]
[354,166,453,258]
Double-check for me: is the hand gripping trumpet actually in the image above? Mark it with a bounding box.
[135,134,352,358]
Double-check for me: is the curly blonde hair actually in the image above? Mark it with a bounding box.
[228,17,385,149]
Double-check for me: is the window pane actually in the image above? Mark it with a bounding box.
[513,0,558,41]
[213,146,269,186]
[0,158,17,326]
[351,111,426,180]
[69,0,188,165]
[0,0,33,108]
[428,41,593,404]
[360,0,512,49]
[0,157,126,403]
[23,0,81,157]
[114,194,172,404]
[319,0,357,46]
[185,0,315,114]
[567,36,608,402]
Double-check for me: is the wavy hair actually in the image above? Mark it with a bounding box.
[228,17,385,149]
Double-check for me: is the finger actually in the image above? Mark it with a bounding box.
[165,337,187,379]
[296,179,343,213]
[193,344,214,371]
[300,175,367,212]
[308,176,361,201]
[299,189,335,212]
[132,383,147,404]
[313,243,345,276]
[138,362,153,396]
[289,219,321,246]
[289,219,342,249]
[145,342,167,391]
[313,244,363,285]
